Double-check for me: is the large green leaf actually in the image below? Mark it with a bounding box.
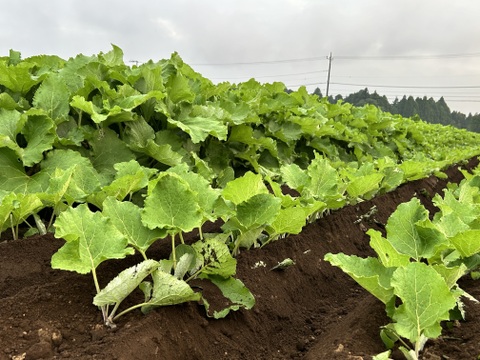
[0,192,44,232]
[236,193,282,230]
[93,259,159,307]
[391,262,457,343]
[192,236,237,279]
[268,206,306,235]
[40,149,103,202]
[141,267,201,313]
[32,74,71,123]
[52,204,134,274]
[203,276,255,319]
[103,197,166,255]
[167,163,220,221]
[386,198,446,261]
[169,105,228,143]
[142,173,202,232]
[324,253,395,304]
[368,229,410,268]
[222,171,268,205]
[0,61,40,94]
[449,229,480,258]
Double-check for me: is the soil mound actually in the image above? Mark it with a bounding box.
[1,158,479,360]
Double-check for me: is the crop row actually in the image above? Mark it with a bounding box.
[327,164,480,359]
[0,46,479,346]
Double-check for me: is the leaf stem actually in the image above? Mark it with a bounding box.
[171,234,177,269]
[112,302,148,322]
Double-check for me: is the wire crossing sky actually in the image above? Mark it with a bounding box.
[0,0,478,114]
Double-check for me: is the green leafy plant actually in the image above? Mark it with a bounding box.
[325,192,480,359]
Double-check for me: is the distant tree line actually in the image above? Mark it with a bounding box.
[310,87,480,132]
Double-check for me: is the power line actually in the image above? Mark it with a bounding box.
[190,56,326,66]
[330,82,480,89]
[208,69,328,81]
[189,51,480,66]
[335,52,480,60]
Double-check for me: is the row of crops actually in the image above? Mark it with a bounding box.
[1,45,479,358]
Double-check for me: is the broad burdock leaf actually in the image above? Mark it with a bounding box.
[324,253,395,304]
[102,197,166,255]
[88,128,136,183]
[166,71,195,103]
[52,204,134,274]
[0,148,31,193]
[40,150,103,202]
[141,268,201,313]
[0,192,44,232]
[0,108,24,152]
[124,119,184,167]
[449,229,480,257]
[142,172,202,232]
[235,193,282,230]
[346,173,384,199]
[192,236,237,279]
[306,155,344,204]
[203,276,255,319]
[386,198,446,261]
[20,111,56,167]
[391,262,457,343]
[433,190,479,237]
[88,160,157,207]
[222,171,268,205]
[280,163,309,192]
[168,104,228,144]
[32,74,71,123]
[167,163,220,221]
[432,264,468,289]
[0,109,56,167]
[367,229,410,268]
[228,124,278,158]
[93,259,159,307]
[268,206,306,235]
[0,60,40,94]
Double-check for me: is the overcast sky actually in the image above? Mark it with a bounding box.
[1,0,479,114]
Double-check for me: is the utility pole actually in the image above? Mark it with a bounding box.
[326,52,333,97]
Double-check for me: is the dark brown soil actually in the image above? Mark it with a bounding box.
[1,158,479,360]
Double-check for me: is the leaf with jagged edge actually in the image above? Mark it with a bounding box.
[391,262,458,344]
[142,172,203,233]
[93,259,159,307]
[222,171,269,205]
[324,253,395,305]
[103,197,166,256]
[20,110,56,167]
[0,60,40,94]
[167,163,220,222]
[32,74,71,123]
[235,193,282,230]
[192,236,237,279]
[202,276,255,319]
[0,192,44,232]
[51,204,134,274]
[40,149,103,202]
[386,198,447,261]
[141,266,201,313]
[168,104,228,144]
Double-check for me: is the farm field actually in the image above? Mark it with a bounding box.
[1,46,480,359]
[0,158,479,360]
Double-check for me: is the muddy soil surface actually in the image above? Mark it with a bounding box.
[1,158,479,360]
